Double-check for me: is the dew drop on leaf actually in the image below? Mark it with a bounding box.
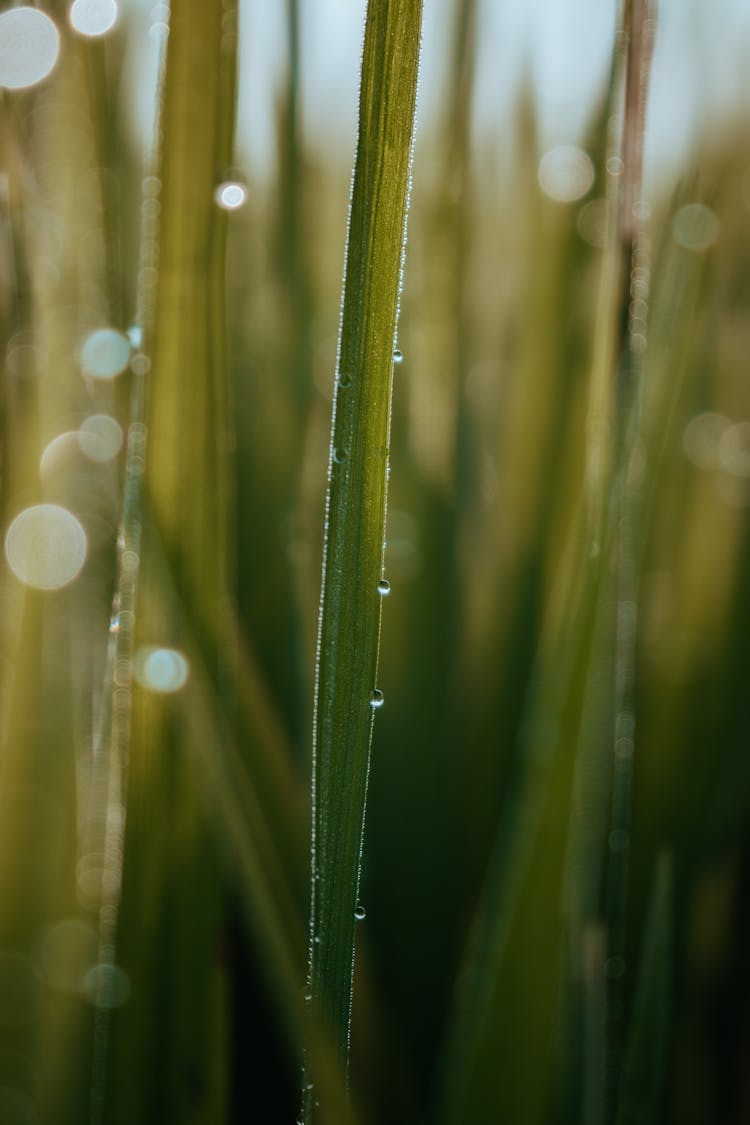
[214,181,248,210]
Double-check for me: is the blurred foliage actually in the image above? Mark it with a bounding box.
[0,1,749,1123]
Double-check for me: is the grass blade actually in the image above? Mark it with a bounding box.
[306,0,424,1113]
[604,6,657,1117]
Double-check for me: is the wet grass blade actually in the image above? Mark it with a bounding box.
[305,0,424,1113]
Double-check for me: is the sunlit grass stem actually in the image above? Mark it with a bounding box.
[101,2,240,1120]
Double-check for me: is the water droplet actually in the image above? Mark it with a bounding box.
[149,19,168,41]
[615,736,634,763]
[369,689,384,710]
[538,145,594,203]
[113,658,131,687]
[109,614,120,635]
[338,372,352,388]
[682,412,731,471]
[0,7,60,90]
[126,324,142,349]
[142,176,161,197]
[83,963,130,1008]
[333,448,347,464]
[214,181,248,211]
[130,353,151,377]
[70,0,118,38]
[39,431,84,481]
[5,504,87,591]
[78,414,123,462]
[630,331,647,355]
[134,646,189,693]
[81,328,131,380]
[672,203,719,252]
[354,905,366,921]
[377,579,390,596]
[393,349,404,364]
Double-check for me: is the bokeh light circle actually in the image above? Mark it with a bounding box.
[0,8,60,91]
[5,504,87,591]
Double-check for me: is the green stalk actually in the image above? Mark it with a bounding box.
[605,5,657,1118]
[306,0,423,1112]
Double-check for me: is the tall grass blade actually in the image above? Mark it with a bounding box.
[439,535,602,1125]
[0,34,126,1125]
[604,5,657,1118]
[305,0,424,1114]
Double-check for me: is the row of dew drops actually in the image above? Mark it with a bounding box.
[304,341,407,1027]
[305,345,403,1037]
[334,347,404,712]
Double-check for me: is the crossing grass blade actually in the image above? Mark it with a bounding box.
[305,0,424,1115]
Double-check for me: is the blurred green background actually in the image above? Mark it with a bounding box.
[1,1,749,1123]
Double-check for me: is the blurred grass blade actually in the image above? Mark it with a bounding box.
[439,537,602,1125]
[617,853,673,1125]
[0,35,129,1125]
[101,1,241,1121]
[306,0,424,1112]
[605,6,657,1119]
